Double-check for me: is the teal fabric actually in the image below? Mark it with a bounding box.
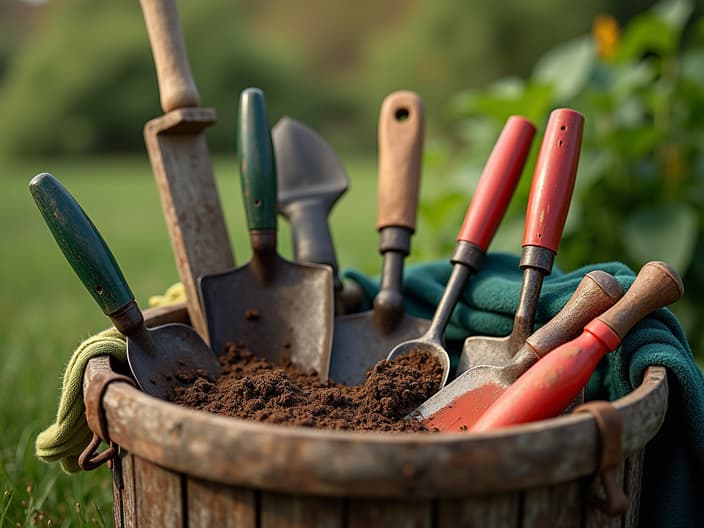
[343,253,704,528]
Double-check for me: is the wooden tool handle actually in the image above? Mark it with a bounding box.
[140,0,200,112]
[238,88,277,232]
[526,270,623,359]
[522,109,583,252]
[598,261,684,339]
[457,116,535,250]
[377,91,424,232]
[29,173,134,315]
[471,261,684,432]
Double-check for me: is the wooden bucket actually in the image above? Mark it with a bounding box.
[83,303,668,528]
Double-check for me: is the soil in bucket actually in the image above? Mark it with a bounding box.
[170,345,442,432]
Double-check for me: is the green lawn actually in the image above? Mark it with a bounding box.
[0,154,389,526]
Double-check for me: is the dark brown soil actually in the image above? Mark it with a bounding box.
[170,344,442,432]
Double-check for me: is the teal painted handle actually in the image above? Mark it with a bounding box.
[237,88,277,231]
[29,173,134,315]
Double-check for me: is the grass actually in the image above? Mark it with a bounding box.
[0,153,389,526]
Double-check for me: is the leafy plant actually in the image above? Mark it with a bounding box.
[420,0,704,358]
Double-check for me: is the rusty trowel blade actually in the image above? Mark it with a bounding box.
[329,314,430,385]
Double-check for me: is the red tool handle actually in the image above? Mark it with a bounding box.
[522,109,583,252]
[458,116,535,250]
[470,261,683,432]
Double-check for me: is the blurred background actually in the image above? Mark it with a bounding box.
[1,0,703,525]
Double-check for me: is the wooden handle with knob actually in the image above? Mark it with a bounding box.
[597,261,684,339]
[377,91,424,232]
[525,270,624,359]
[139,0,200,112]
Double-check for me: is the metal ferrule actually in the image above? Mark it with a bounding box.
[378,227,412,255]
[451,241,485,273]
[519,245,555,273]
[249,230,278,283]
[109,300,144,335]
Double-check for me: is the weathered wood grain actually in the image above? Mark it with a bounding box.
[436,493,520,527]
[521,480,582,528]
[133,456,183,526]
[260,492,343,528]
[347,497,432,528]
[187,478,256,527]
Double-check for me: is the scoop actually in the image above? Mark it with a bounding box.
[456,108,584,376]
[470,261,684,432]
[29,173,222,400]
[386,115,537,388]
[199,88,334,379]
[329,91,432,385]
[272,116,349,315]
[413,270,623,429]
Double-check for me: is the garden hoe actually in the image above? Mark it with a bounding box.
[272,117,349,315]
[30,173,222,401]
[199,88,334,380]
[386,115,537,389]
[469,261,683,432]
[140,0,234,340]
[456,108,583,376]
[412,270,623,430]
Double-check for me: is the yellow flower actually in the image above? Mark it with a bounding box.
[592,14,620,58]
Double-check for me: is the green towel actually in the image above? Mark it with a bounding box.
[345,253,704,528]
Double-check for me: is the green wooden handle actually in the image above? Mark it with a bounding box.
[237,88,277,231]
[29,173,134,315]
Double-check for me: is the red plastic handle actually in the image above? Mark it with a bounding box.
[522,108,583,251]
[470,327,614,432]
[458,116,536,250]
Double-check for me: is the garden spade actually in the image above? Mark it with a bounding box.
[328,91,431,385]
[199,88,334,379]
[29,173,221,401]
[470,261,683,432]
[412,270,623,429]
[386,115,537,389]
[456,108,583,376]
[140,0,234,341]
[272,117,348,315]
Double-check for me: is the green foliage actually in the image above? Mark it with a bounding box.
[424,0,704,356]
[0,0,339,157]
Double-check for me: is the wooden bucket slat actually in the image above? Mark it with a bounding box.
[83,304,669,527]
[346,497,433,528]
[259,492,343,528]
[186,477,256,527]
[436,493,520,527]
[133,456,183,525]
[521,480,582,527]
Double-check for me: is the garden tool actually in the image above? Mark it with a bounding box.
[199,88,334,379]
[29,173,221,401]
[456,108,583,376]
[469,261,683,432]
[386,115,537,389]
[327,91,430,385]
[140,0,234,341]
[272,117,349,315]
[412,270,623,430]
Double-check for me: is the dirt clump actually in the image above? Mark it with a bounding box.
[171,344,442,432]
